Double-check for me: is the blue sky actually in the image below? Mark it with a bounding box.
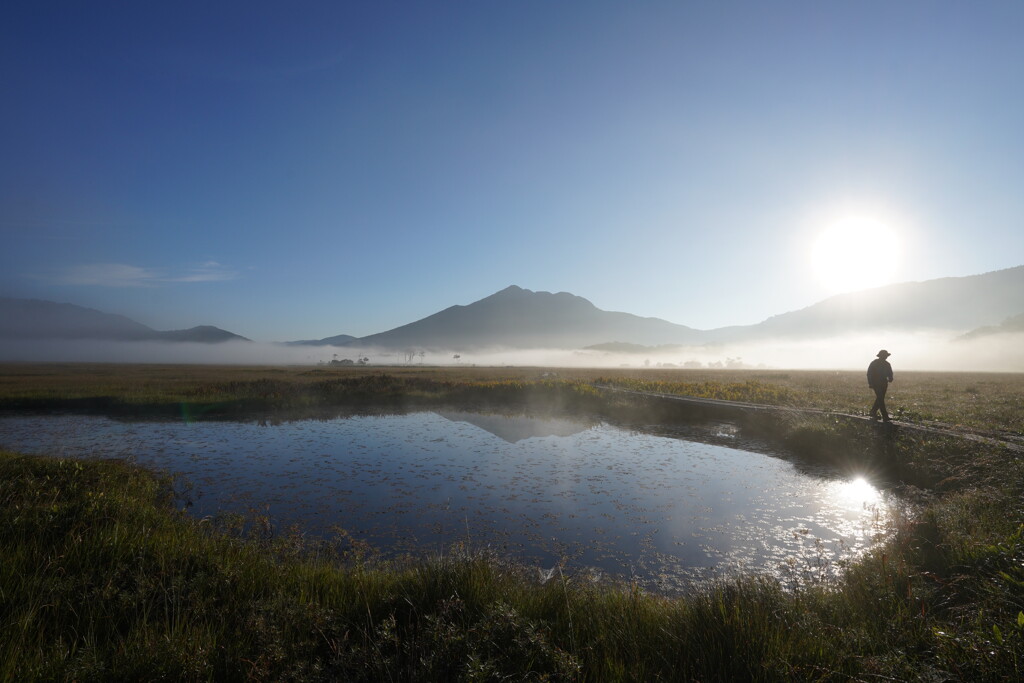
[2,1,1022,341]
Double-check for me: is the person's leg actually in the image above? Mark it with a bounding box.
[870,387,883,419]
[878,385,890,422]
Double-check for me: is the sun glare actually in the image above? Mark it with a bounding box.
[832,476,882,511]
[812,216,901,294]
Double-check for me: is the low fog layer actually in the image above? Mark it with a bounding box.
[381,331,1023,372]
[1,330,1022,372]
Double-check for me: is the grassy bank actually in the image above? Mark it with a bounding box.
[2,441,1023,681]
[1,363,1021,435]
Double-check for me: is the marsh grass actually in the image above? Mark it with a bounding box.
[0,364,606,423]
[2,363,1020,435]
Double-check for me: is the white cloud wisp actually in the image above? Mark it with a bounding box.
[54,261,239,287]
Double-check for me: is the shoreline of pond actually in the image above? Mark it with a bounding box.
[0,409,896,594]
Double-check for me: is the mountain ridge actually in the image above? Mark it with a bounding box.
[0,298,249,344]
[704,265,1024,343]
[345,285,705,351]
[959,312,1024,341]
[3,265,1022,351]
[301,266,1024,350]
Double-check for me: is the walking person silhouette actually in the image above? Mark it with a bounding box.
[867,350,894,423]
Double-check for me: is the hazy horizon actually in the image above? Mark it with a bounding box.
[2,327,1022,373]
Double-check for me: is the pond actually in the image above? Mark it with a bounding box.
[0,411,894,592]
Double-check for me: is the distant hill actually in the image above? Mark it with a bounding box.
[708,266,1024,342]
[286,333,359,346]
[156,325,250,343]
[347,285,705,351]
[959,312,1024,341]
[0,298,249,343]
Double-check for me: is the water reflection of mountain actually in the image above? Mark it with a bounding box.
[435,410,590,443]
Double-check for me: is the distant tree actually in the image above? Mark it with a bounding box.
[453,354,461,363]
[418,350,426,364]
[644,359,650,367]
[403,349,416,365]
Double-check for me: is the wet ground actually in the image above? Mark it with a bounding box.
[0,410,894,592]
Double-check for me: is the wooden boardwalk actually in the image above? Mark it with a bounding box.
[594,385,1024,454]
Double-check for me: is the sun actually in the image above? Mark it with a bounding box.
[811,215,901,294]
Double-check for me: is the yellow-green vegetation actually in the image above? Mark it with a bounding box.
[1,363,1023,679]
[592,376,798,406]
[0,363,603,419]
[1,363,1020,435]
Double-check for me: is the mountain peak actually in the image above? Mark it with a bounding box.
[490,285,528,298]
[487,285,591,305]
[353,284,699,350]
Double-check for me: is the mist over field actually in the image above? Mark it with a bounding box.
[2,331,1021,373]
[395,332,1024,372]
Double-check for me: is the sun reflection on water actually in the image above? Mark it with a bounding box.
[830,476,882,511]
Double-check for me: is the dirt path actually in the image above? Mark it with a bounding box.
[594,385,1024,454]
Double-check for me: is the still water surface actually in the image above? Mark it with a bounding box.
[0,411,892,592]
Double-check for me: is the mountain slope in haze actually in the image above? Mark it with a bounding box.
[959,312,1024,341]
[7,264,1021,352]
[156,325,250,343]
[0,298,249,343]
[351,286,706,350]
[707,266,1024,342]
[286,333,359,346]
[309,267,1024,351]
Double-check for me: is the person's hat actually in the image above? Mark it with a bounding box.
[877,349,891,358]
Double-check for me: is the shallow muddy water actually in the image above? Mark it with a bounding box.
[0,411,893,592]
